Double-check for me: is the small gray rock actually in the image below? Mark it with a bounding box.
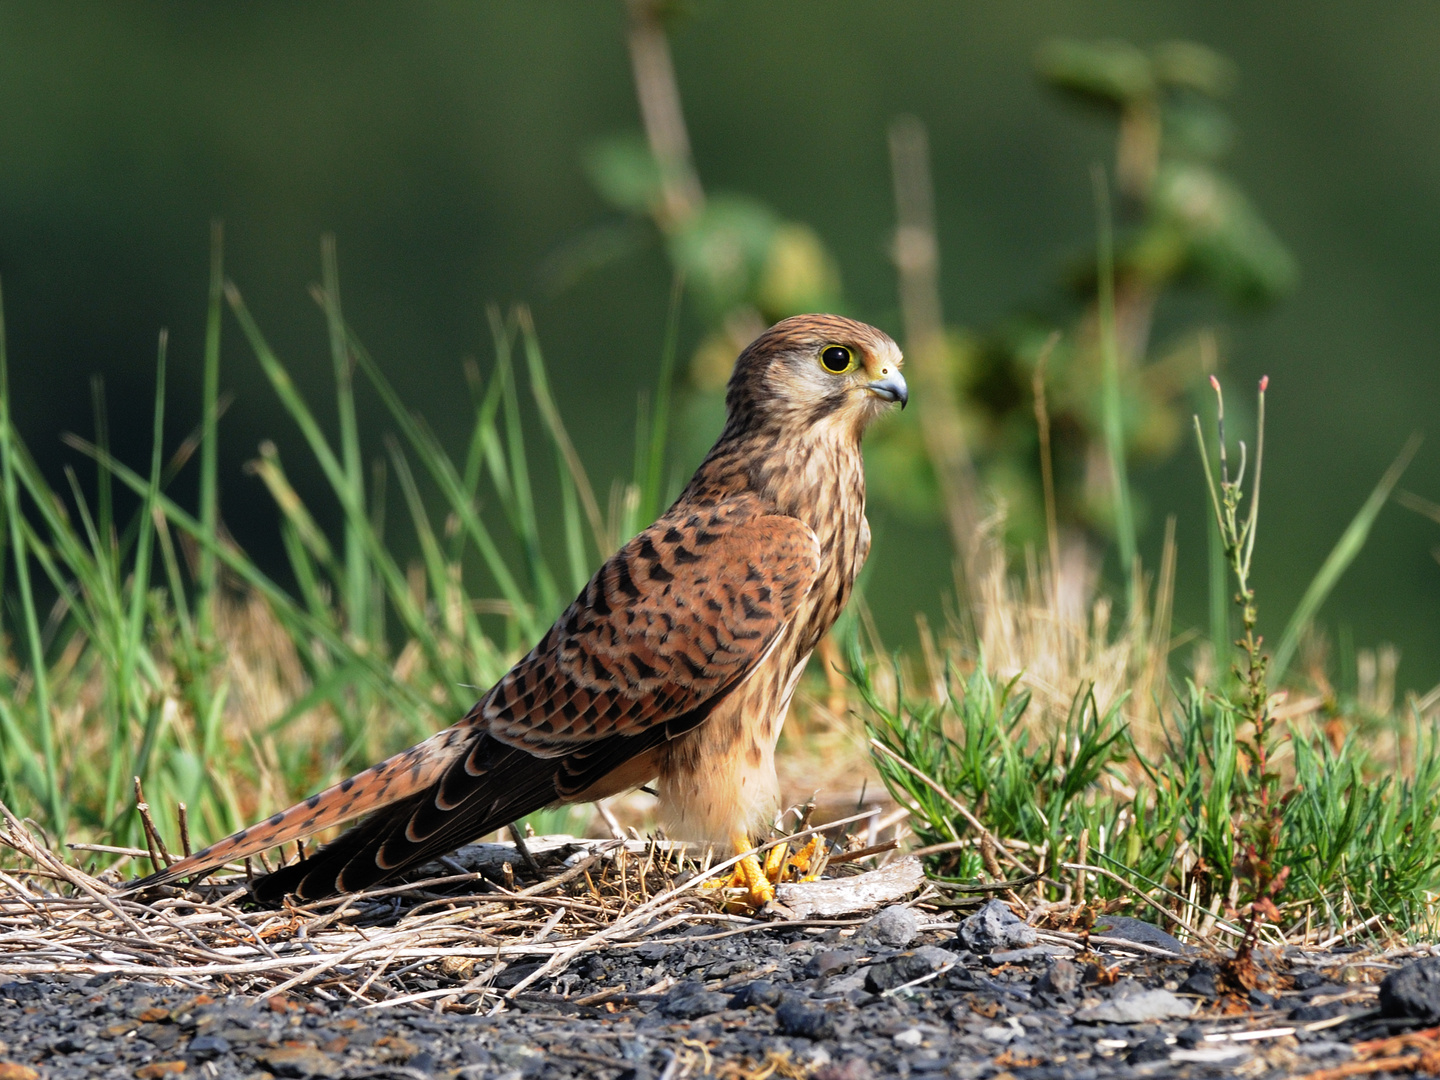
[805,949,858,979]
[1297,1040,1356,1060]
[893,1027,925,1048]
[958,899,1035,952]
[1381,957,1440,1022]
[1092,915,1186,953]
[258,1046,343,1079]
[1075,988,1195,1024]
[813,1060,875,1080]
[822,973,869,996]
[864,906,921,948]
[187,1034,232,1060]
[1034,958,1083,996]
[990,944,1073,964]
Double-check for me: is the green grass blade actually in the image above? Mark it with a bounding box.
[386,434,451,619]
[1091,166,1137,609]
[518,308,608,556]
[65,433,435,721]
[641,270,684,523]
[321,237,369,641]
[197,220,224,641]
[559,466,588,596]
[344,316,540,641]
[227,282,458,695]
[1207,510,1229,677]
[0,278,64,833]
[120,332,169,797]
[89,376,115,581]
[496,313,558,616]
[1272,432,1423,682]
[246,441,338,572]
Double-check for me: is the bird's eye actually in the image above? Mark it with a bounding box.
[819,345,855,374]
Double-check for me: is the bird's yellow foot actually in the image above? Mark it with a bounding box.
[700,833,780,909]
[778,835,824,881]
[702,833,825,910]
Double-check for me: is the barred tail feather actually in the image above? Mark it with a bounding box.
[118,722,476,894]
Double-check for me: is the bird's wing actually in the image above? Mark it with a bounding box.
[124,500,818,897]
[485,498,822,753]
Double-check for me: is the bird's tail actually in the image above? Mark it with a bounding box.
[245,735,568,902]
[117,720,478,895]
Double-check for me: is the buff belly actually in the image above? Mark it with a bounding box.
[655,654,809,844]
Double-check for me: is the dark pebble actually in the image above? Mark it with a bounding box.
[1178,961,1218,999]
[864,947,957,993]
[1175,1023,1204,1049]
[728,980,783,1009]
[1249,988,1276,1008]
[1125,1035,1171,1064]
[1292,1002,1348,1023]
[1293,970,1329,990]
[659,984,730,1020]
[775,997,835,1039]
[1381,957,1440,1022]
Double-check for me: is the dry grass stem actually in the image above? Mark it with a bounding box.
[0,804,916,1010]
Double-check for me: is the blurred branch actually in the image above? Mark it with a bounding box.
[625,0,704,231]
[888,116,985,584]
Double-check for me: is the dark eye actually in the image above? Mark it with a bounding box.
[820,345,854,374]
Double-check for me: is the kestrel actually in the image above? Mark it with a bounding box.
[128,314,906,904]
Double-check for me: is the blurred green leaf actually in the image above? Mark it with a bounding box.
[583,134,665,215]
[667,194,779,316]
[1036,38,1155,107]
[1163,97,1235,162]
[1152,40,1238,98]
[1149,162,1298,305]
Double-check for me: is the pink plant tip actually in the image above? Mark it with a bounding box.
[1209,375,1221,391]
[1259,375,1269,392]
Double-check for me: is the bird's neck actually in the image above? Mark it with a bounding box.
[690,415,867,538]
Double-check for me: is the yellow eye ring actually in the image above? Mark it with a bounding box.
[819,345,855,374]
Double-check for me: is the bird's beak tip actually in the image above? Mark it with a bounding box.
[866,371,909,409]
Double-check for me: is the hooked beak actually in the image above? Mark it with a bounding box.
[866,369,908,409]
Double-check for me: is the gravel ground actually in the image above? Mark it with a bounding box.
[0,899,1430,1080]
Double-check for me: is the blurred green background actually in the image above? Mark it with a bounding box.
[3,2,1438,686]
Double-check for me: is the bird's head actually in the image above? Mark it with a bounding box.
[725,314,906,438]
